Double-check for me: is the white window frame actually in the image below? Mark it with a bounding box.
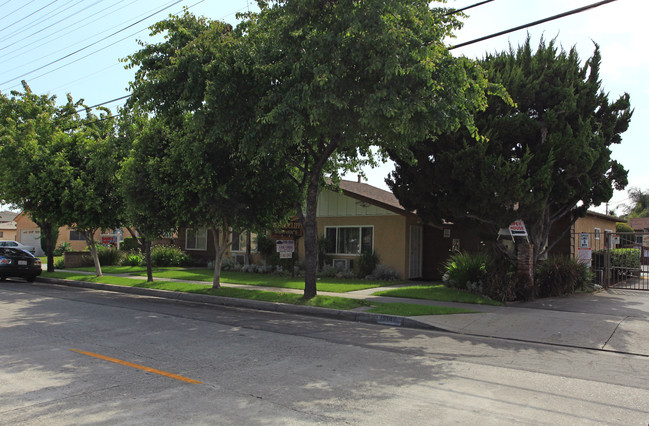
[186,228,207,251]
[594,228,601,240]
[324,225,374,255]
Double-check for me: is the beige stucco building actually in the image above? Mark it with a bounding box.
[311,180,427,279]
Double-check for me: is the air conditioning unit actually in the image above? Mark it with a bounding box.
[333,259,353,272]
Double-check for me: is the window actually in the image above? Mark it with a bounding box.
[324,226,373,255]
[0,231,3,238]
[231,231,257,252]
[594,228,601,240]
[70,230,85,241]
[186,228,207,250]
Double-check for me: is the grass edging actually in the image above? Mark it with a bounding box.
[37,276,438,329]
[37,274,473,330]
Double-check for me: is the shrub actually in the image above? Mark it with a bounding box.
[616,222,634,233]
[53,241,73,256]
[221,257,237,271]
[442,251,491,291]
[150,245,191,267]
[320,264,338,278]
[121,251,143,266]
[54,258,65,269]
[120,237,140,251]
[367,263,400,280]
[96,245,123,266]
[256,233,279,265]
[357,251,379,278]
[535,256,591,298]
[610,248,640,269]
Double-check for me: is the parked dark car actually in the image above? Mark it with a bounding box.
[0,247,42,282]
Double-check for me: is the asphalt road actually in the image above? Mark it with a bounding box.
[2,279,649,425]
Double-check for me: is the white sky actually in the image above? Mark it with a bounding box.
[0,0,643,215]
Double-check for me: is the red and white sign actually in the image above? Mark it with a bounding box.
[508,220,528,237]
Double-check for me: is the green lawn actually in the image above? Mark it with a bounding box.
[129,268,398,293]
[374,284,502,306]
[41,271,476,316]
[39,256,63,264]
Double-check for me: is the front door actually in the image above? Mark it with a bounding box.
[409,225,422,279]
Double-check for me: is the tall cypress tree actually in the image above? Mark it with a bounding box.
[388,37,632,265]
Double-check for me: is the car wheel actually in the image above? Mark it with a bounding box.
[0,276,5,281]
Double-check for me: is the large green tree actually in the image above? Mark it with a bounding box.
[0,82,82,271]
[211,0,492,298]
[118,111,177,282]
[58,106,125,277]
[125,13,299,288]
[624,188,649,218]
[388,38,632,266]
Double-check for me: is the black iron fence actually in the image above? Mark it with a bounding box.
[572,231,649,290]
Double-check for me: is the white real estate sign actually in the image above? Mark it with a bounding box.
[276,240,294,259]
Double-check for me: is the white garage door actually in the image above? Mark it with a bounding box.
[20,229,43,256]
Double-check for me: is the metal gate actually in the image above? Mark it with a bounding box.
[572,231,649,290]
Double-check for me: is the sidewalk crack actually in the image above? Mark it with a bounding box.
[602,316,627,350]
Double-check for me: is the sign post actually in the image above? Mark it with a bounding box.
[577,232,592,266]
[276,239,296,276]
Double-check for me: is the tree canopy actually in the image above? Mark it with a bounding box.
[0,82,125,275]
[208,0,491,298]
[624,188,649,218]
[125,12,300,288]
[388,37,632,264]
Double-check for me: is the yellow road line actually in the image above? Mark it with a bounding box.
[70,349,203,384]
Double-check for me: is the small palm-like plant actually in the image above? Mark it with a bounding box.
[442,251,491,291]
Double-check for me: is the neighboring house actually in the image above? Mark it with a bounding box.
[628,217,649,233]
[13,212,130,255]
[176,228,262,265]
[0,211,19,241]
[550,210,622,256]
[0,211,18,223]
[14,212,45,256]
[0,220,18,241]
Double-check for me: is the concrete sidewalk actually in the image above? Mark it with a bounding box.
[40,270,649,356]
[409,289,649,356]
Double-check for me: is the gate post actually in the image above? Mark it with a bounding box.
[604,232,611,289]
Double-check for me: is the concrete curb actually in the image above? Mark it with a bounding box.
[36,277,444,332]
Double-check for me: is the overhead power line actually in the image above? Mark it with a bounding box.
[450,0,618,50]
[445,0,495,16]
[0,0,184,87]
[0,0,92,50]
[0,0,58,34]
[0,0,37,23]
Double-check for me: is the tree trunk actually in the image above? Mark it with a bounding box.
[210,225,230,289]
[301,179,319,299]
[36,220,58,273]
[144,238,153,282]
[84,230,102,277]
